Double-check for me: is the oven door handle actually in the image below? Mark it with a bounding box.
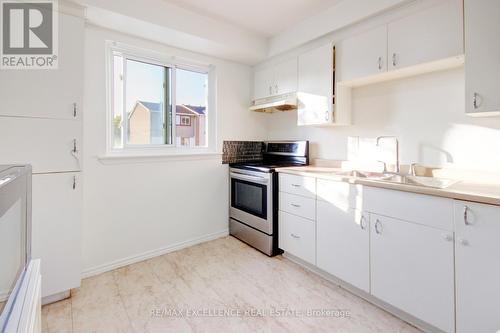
[230,172,269,185]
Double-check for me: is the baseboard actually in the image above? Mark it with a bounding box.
[282,252,443,333]
[81,229,228,279]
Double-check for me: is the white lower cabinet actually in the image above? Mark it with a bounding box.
[31,172,82,298]
[279,211,315,265]
[454,201,500,333]
[317,202,369,292]
[370,214,455,333]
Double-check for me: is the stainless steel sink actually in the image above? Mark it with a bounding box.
[383,174,459,189]
[302,168,458,189]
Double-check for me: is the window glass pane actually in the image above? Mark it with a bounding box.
[125,59,168,145]
[175,68,208,147]
[112,55,123,148]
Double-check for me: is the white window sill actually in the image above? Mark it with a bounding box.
[97,150,222,164]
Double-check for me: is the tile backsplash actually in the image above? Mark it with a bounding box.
[222,141,264,164]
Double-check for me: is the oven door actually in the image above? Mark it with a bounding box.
[229,169,273,235]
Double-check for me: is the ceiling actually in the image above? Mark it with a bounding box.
[163,0,344,37]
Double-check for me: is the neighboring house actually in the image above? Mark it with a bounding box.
[128,101,206,146]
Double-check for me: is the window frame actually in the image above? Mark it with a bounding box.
[105,41,216,157]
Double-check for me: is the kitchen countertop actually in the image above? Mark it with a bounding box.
[276,166,500,206]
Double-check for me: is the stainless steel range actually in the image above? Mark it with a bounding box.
[229,141,309,256]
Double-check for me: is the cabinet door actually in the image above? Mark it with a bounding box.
[279,211,315,264]
[370,214,455,333]
[455,201,500,333]
[465,0,500,115]
[31,172,82,298]
[317,203,369,292]
[336,26,387,82]
[0,13,84,120]
[253,67,273,100]
[297,43,333,126]
[0,117,82,173]
[388,0,463,71]
[274,58,297,95]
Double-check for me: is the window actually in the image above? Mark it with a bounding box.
[108,42,214,155]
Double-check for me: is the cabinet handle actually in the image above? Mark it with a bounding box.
[473,92,480,109]
[325,111,329,121]
[392,53,397,67]
[374,219,382,234]
[458,238,469,246]
[72,175,76,190]
[378,56,383,70]
[290,233,300,239]
[463,205,471,225]
[291,184,301,188]
[360,216,367,230]
[72,139,78,154]
[73,103,77,118]
[290,203,301,208]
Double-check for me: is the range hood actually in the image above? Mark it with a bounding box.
[249,93,297,113]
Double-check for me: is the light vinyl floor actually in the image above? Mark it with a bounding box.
[42,236,422,333]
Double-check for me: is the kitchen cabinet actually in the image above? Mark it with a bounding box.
[388,0,463,71]
[279,211,315,265]
[0,117,82,174]
[465,0,500,116]
[253,58,297,100]
[317,202,369,292]
[297,43,351,126]
[279,173,316,199]
[337,0,463,87]
[279,192,316,221]
[0,13,84,120]
[336,26,387,82]
[370,214,455,333]
[31,172,82,299]
[454,201,500,333]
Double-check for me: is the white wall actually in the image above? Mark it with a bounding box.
[266,67,500,171]
[82,25,267,273]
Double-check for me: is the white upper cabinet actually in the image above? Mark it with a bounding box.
[297,43,334,126]
[297,43,350,126]
[336,26,388,82]
[370,214,455,333]
[253,58,297,100]
[454,201,500,333]
[465,0,500,116]
[337,0,464,87]
[0,13,84,120]
[388,0,464,71]
[274,58,298,96]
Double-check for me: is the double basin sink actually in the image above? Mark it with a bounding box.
[309,170,458,189]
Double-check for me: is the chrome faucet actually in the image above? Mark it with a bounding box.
[376,136,400,173]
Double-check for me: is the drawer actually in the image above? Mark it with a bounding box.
[279,192,316,220]
[0,117,82,173]
[317,179,363,210]
[364,186,453,231]
[279,211,315,264]
[279,173,316,198]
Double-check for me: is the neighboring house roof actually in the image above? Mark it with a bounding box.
[131,101,206,118]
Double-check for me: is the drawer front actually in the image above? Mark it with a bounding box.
[279,211,315,264]
[279,173,316,198]
[279,192,316,220]
[0,117,82,173]
[317,179,363,210]
[364,186,453,231]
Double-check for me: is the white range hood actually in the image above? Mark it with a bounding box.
[249,93,297,113]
